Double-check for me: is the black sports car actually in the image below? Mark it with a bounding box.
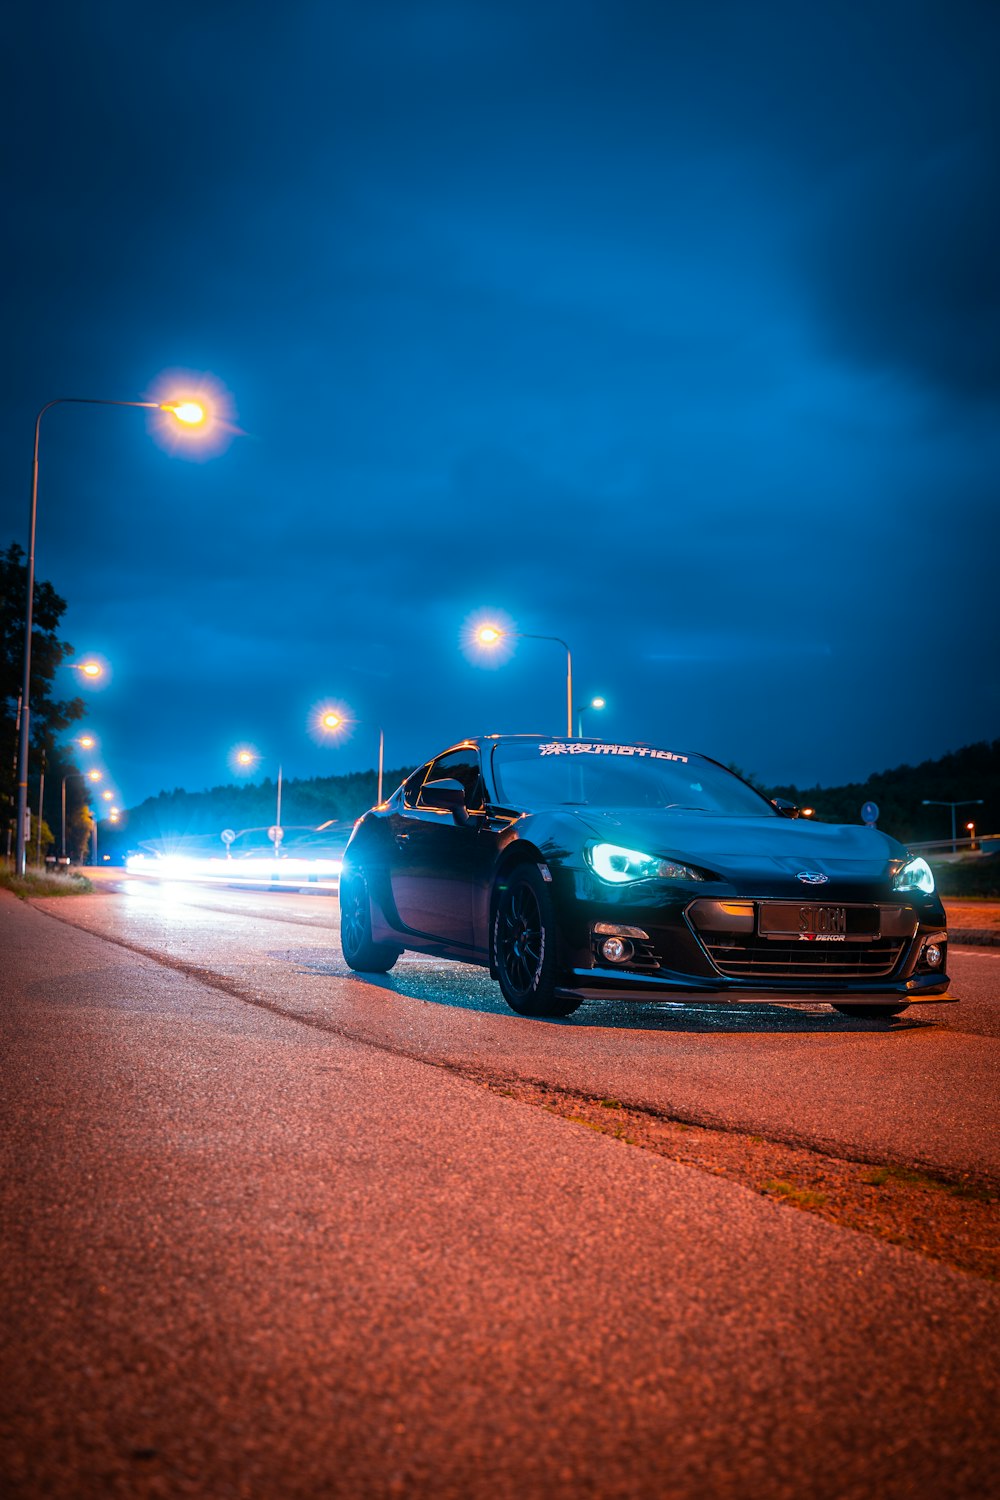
[339,735,953,1019]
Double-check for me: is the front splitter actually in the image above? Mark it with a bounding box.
[555,986,956,1005]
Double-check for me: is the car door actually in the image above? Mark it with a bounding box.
[384,747,490,949]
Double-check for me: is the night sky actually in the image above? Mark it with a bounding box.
[3,1,998,811]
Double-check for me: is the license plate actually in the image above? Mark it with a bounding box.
[759,904,879,938]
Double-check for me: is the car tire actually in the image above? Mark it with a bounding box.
[492,865,581,1018]
[340,864,401,973]
[832,1003,909,1018]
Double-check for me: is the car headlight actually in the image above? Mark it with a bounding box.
[586,842,704,884]
[893,856,935,894]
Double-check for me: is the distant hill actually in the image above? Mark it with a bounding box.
[769,739,999,845]
[106,766,411,856]
[102,740,999,858]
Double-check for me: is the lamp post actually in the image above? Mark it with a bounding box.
[476,625,574,737]
[62,768,102,861]
[235,749,284,854]
[15,395,207,874]
[35,752,46,865]
[921,798,983,854]
[576,696,606,737]
[318,710,385,804]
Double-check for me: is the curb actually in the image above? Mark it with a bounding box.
[950,930,1000,948]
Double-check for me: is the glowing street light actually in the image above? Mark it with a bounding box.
[576,695,606,737]
[167,401,206,425]
[232,746,285,854]
[317,706,385,804]
[476,622,575,738]
[101,789,114,801]
[72,660,104,680]
[75,734,97,750]
[61,769,101,862]
[14,391,221,874]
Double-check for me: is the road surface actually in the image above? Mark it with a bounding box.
[1,875,997,1499]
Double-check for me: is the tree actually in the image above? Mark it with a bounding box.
[1,542,86,856]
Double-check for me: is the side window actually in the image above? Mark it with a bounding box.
[402,764,430,809]
[420,747,485,811]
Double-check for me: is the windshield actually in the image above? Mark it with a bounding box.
[490,741,775,816]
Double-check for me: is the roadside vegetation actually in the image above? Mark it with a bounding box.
[0,865,92,899]
[933,857,1000,898]
[769,737,999,847]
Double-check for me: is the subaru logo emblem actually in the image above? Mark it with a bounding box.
[797,871,829,885]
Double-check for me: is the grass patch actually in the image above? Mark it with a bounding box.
[860,1163,994,1203]
[760,1178,828,1209]
[0,868,93,899]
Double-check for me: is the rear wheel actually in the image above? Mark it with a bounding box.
[340,864,401,973]
[832,1003,909,1018]
[492,865,581,1018]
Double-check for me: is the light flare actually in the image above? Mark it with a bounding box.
[230,744,260,775]
[126,852,343,888]
[309,699,353,745]
[147,369,238,459]
[462,608,517,666]
[69,654,111,688]
[163,400,206,425]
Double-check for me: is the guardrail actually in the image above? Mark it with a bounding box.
[907,835,999,855]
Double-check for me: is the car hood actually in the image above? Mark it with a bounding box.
[569,809,905,881]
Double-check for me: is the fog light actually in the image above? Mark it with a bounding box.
[601,936,633,963]
[923,942,943,968]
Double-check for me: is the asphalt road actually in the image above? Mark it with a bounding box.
[33,873,1000,1180]
[2,877,998,1499]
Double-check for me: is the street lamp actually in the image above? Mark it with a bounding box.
[233,747,284,855]
[61,768,101,862]
[15,394,211,874]
[576,696,606,737]
[317,707,385,804]
[70,659,104,680]
[921,798,983,854]
[475,624,575,738]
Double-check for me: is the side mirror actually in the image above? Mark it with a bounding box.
[771,797,800,819]
[419,778,470,824]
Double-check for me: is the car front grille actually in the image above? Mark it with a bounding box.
[698,933,906,980]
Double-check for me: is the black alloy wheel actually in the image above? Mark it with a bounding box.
[340,864,400,973]
[492,865,580,1017]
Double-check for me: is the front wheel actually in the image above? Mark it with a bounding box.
[832,1003,909,1018]
[492,865,581,1018]
[340,864,401,973]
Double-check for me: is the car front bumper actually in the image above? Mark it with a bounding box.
[551,873,952,1005]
